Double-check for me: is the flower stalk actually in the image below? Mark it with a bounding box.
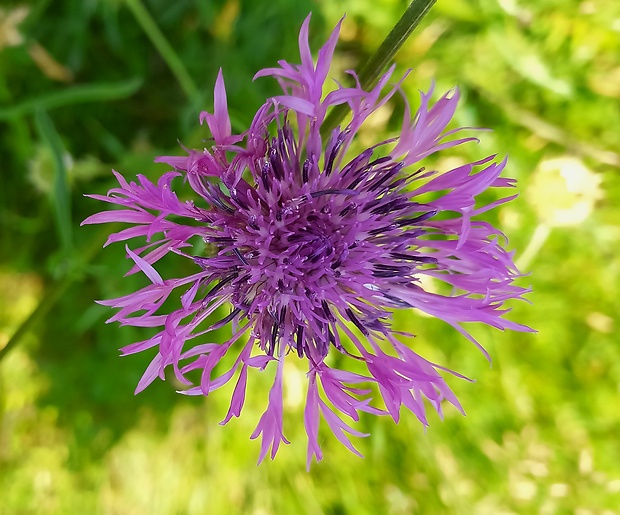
[322,0,437,135]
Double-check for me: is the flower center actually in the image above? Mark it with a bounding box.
[202,126,371,358]
[232,188,349,308]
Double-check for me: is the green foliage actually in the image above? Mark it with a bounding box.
[1,0,619,513]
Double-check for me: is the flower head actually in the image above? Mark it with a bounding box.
[83,15,532,468]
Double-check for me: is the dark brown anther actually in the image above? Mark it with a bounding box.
[345,308,369,336]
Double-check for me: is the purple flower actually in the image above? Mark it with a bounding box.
[83,15,532,468]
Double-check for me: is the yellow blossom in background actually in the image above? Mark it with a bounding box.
[527,156,603,227]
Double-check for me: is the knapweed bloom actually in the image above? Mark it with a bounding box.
[83,15,531,468]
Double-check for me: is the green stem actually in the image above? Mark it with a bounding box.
[125,0,199,100]
[0,276,70,363]
[322,0,436,135]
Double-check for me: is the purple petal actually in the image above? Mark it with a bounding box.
[125,245,164,285]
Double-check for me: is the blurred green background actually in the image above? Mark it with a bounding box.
[1,0,619,513]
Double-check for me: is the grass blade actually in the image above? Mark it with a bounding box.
[0,77,142,120]
[34,109,72,252]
